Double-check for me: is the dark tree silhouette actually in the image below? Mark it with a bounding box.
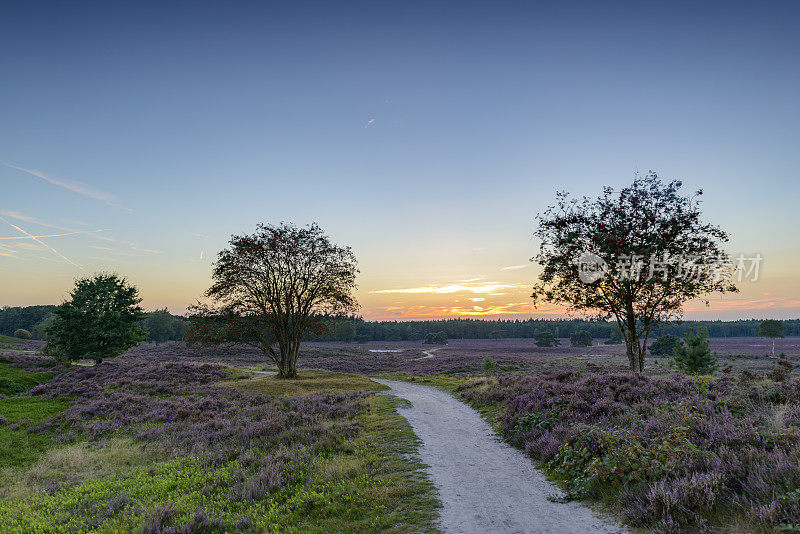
[532,173,737,372]
[187,222,358,378]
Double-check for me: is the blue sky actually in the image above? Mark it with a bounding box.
[1,1,798,319]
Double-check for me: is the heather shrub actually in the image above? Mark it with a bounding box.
[458,369,800,532]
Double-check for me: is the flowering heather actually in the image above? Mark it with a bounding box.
[457,370,800,532]
[3,358,370,531]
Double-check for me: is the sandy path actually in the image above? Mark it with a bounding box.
[374,379,625,534]
[411,347,440,361]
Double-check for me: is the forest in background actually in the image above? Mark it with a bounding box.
[1,305,797,343]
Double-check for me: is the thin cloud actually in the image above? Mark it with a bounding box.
[0,229,107,240]
[371,282,526,295]
[0,216,82,269]
[2,162,130,210]
[500,264,530,271]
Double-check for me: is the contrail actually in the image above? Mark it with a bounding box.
[2,162,130,210]
[0,229,107,240]
[0,216,83,269]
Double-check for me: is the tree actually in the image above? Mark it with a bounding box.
[424,331,448,345]
[145,308,175,344]
[673,327,717,375]
[531,173,737,372]
[534,331,559,347]
[488,330,506,340]
[187,223,358,379]
[45,274,146,364]
[649,334,681,357]
[570,329,592,347]
[758,319,786,357]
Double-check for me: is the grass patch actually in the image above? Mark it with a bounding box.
[0,397,67,469]
[224,368,388,396]
[0,334,23,345]
[0,361,54,396]
[0,388,439,532]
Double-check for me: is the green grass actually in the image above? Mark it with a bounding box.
[0,361,55,396]
[224,368,389,396]
[0,367,440,533]
[0,397,67,469]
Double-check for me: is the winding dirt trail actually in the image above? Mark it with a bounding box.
[374,379,625,534]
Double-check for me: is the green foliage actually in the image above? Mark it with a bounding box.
[423,331,448,345]
[759,319,787,339]
[570,330,592,347]
[534,331,559,347]
[0,362,54,396]
[143,308,184,344]
[31,313,55,340]
[45,273,146,364]
[649,334,681,357]
[488,330,505,340]
[549,425,697,499]
[0,397,66,468]
[12,329,31,340]
[512,412,558,435]
[673,327,718,375]
[482,356,497,374]
[0,305,57,337]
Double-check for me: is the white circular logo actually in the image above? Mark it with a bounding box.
[575,252,608,283]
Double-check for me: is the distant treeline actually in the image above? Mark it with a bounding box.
[307,317,800,342]
[1,305,798,343]
[0,305,185,343]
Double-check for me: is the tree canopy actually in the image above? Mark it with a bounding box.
[45,274,146,363]
[532,173,737,372]
[187,222,358,378]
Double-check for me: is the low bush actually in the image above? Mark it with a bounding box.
[458,370,800,532]
[12,329,31,340]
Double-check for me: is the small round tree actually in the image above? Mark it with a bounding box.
[570,329,592,347]
[45,274,146,364]
[758,319,786,357]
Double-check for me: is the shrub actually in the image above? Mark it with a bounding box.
[570,330,592,347]
[423,331,448,345]
[769,359,794,382]
[534,331,559,347]
[482,356,497,374]
[13,329,31,340]
[649,334,681,357]
[673,327,717,375]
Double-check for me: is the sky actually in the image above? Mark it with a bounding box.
[1,0,799,320]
